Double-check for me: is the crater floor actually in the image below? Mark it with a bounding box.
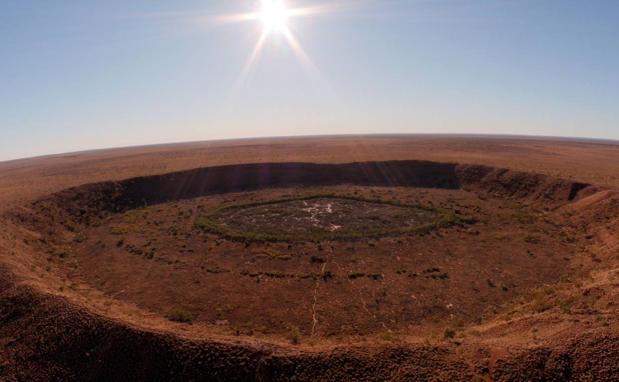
[67,185,578,339]
[200,195,445,241]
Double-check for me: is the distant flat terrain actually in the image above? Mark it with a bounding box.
[1,135,619,211]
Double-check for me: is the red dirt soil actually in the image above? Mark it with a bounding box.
[2,136,619,381]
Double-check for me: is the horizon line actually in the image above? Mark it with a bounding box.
[2,132,619,164]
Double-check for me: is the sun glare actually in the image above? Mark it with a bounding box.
[259,0,289,32]
[213,0,341,88]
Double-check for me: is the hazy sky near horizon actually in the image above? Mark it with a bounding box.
[1,0,618,161]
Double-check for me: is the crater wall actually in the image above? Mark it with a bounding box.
[24,160,594,227]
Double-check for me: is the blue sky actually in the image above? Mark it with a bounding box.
[1,0,618,161]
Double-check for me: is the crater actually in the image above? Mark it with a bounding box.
[8,160,597,341]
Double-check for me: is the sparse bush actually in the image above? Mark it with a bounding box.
[110,225,130,235]
[494,233,508,241]
[514,210,535,224]
[559,296,577,313]
[256,250,292,260]
[559,230,577,244]
[286,324,301,344]
[381,331,399,342]
[310,255,326,264]
[524,234,540,244]
[348,272,366,280]
[166,308,193,323]
[322,271,334,281]
[443,328,456,339]
[531,287,556,313]
[423,267,449,280]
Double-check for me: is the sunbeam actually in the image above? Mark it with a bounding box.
[237,29,270,87]
[209,0,346,89]
[281,27,321,80]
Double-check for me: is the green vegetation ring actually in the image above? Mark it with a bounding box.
[195,194,475,242]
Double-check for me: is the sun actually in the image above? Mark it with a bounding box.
[259,0,290,32]
[213,0,340,86]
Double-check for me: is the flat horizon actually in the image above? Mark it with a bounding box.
[3,132,619,164]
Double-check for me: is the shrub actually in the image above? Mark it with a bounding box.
[310,256,326,264]
[348,272,366,280]
[423,267,449,280]
[559,296,577,313]
[559,230,576,244]
[443,328,456,339]
[166,308,193,323]
[110,225,130,235]
[531,287,556,313]
[322,271,334,281]
[381,331,399,342]
[524,234,540,244]
[256,251,292,260]
[286,324,301,344]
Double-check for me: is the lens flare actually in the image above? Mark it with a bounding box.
[209,0,348,90]
[259,0,289,32]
